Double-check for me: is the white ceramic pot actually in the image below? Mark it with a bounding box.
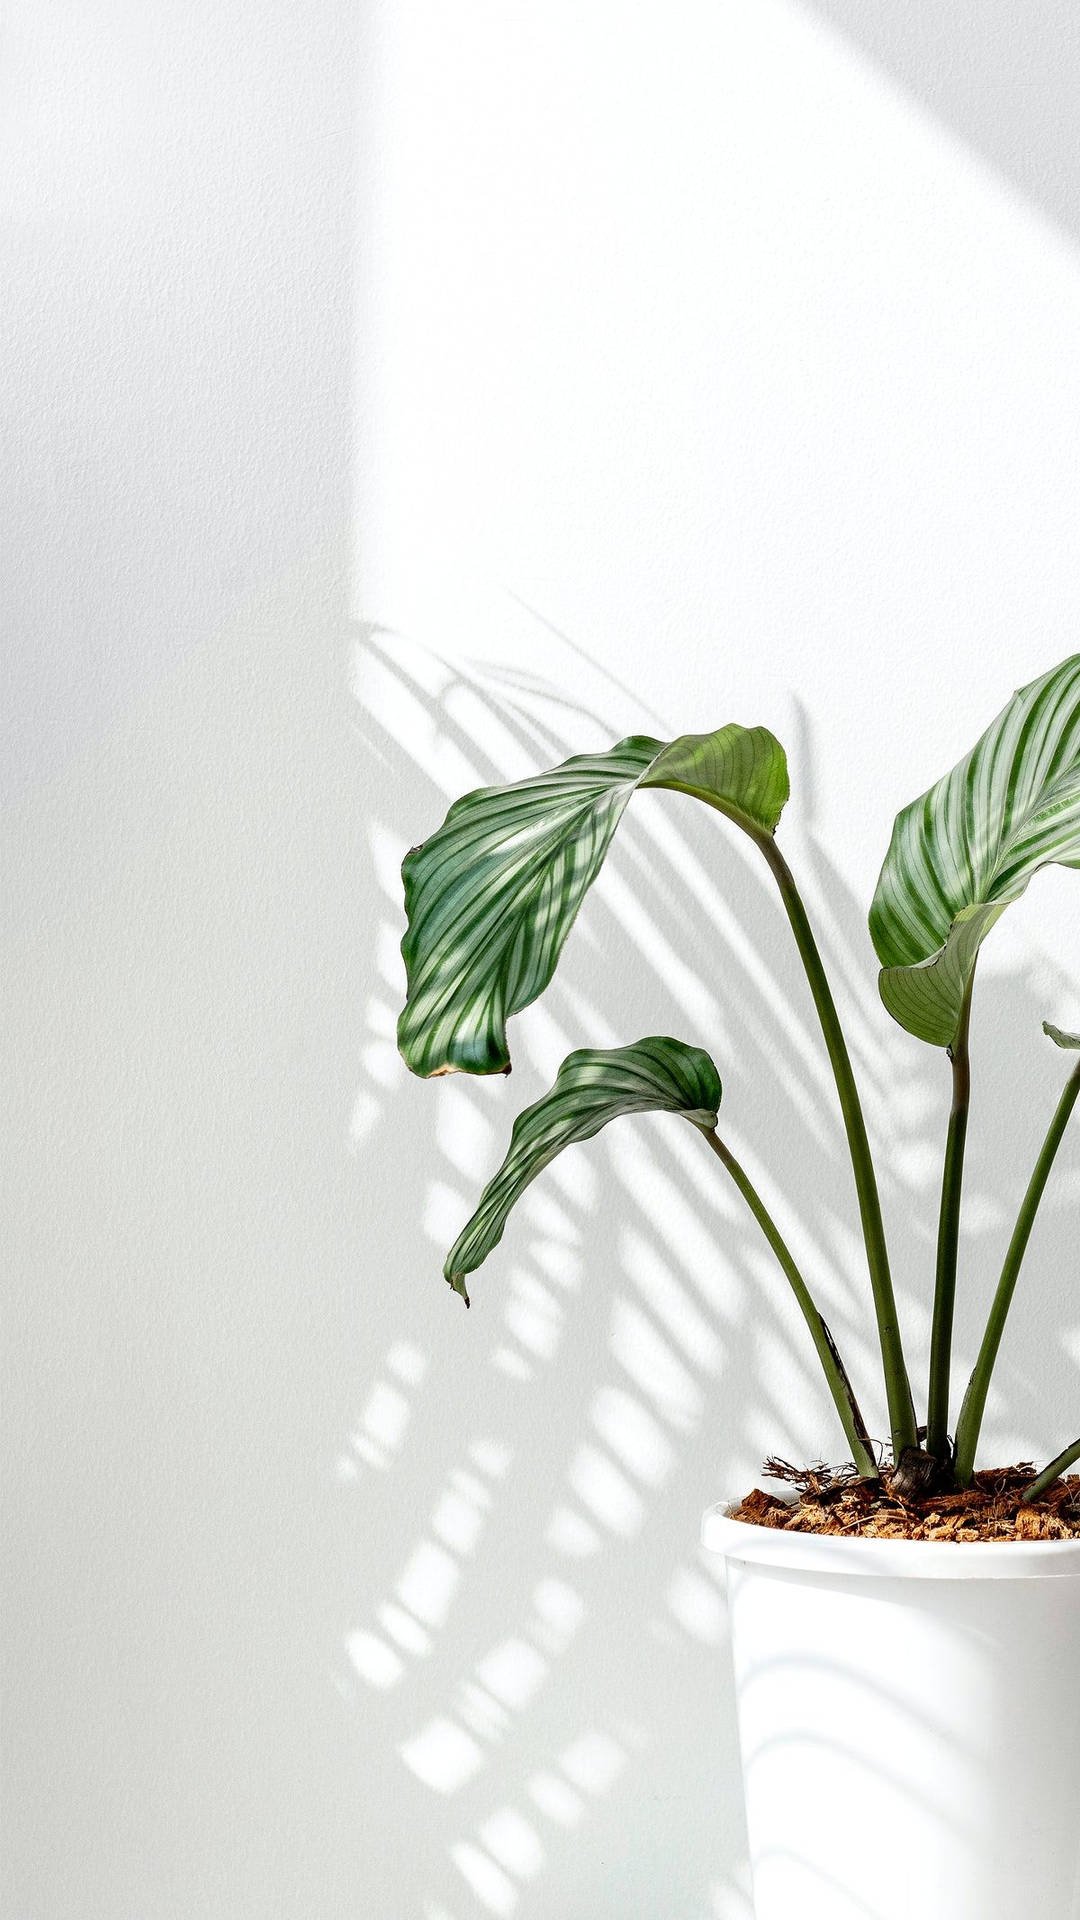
[702,1505,1080,1920]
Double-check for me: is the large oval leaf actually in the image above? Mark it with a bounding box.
[399,726,788,1077]
[870,656,1080,1046]
[443,1037,721,1301]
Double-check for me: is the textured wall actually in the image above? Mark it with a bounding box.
[7,5,1080,1918]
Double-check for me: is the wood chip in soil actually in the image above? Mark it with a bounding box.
[730,1463,1080,1542]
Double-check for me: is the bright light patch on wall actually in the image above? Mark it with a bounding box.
[618,1228,725,1367]
[480,1807,545,1879]
[559,1729,627,1797]
[423,1181,468,1250]
[528,1770,585,1829]
[590,1385,675,1489]
[379,1601,431,1657]
[529,1576,584,1654]
[474,1638,548,1713]
[469,1437,513,1478]
[666,1563,727,1646]
[609,1298,704,1432]
[386,1340,427,1386]
[347,1629,404,1692]
[401,1718,485,1794]
[450,1842,517,1916]
[544,1504,601,1559]
[359,1380,410,1452]
[458,1683,510,1741]
[491,1347,532,1383]
[431,1487,485,1557]
[567,1443,646,1538]
[396,1540,460,1628]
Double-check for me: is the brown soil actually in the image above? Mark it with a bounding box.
[731,1460,1080,1542]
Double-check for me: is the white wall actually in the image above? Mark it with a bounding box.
[8,5,1080,1918]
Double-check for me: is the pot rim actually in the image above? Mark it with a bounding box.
[702,1502,1080,1579]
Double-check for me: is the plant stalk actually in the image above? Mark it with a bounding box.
[754,835,917,1459]
[954,1060,1080,1486]
[926,971,975,1461]
[1022,1439,1080,1503]
[704,1129,878,1479]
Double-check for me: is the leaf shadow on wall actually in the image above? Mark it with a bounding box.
[340,623,1080,1920]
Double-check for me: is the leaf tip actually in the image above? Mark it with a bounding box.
[1043,1020,1080,1051]
[446,1270,471,1307]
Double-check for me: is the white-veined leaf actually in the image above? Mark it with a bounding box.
[443,1037,721,1301]
[870,656,1080,1046]
[1044,1021,1080,1050]
[399,726,787,1077]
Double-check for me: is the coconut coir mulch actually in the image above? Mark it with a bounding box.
[731,1460,1080,1541]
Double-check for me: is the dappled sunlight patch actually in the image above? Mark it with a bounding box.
[502,1270,563,1361]
[378,1600,431,1657]
[480,1806,546,1879]
[619,1229,726,1366]
[347,1629,403,1692]
[401,1717,485,1794]
[665,1562,727,1646]
[544,1504,602,1558]
[344,1439,506,1690]
[528,1576,584,1654]
[386,1339,427,1387]
[527,1769,585,1829]
[568,1442,647,1538]
[345,1341,429,1473]
[458,1682,511,1742]
[436,1082,497,1178]
[609,1297,705,1431]
[559,1727,629,1797]
[449,1840,518,1915]
[396,1539,461,1629]
[431,1484,486,1557]
[469,1437,513,1478]
[424,1180,468,1250]
[491,1347,533,1382]
[474,1638,548,1713]
[590,1384,675,1489]
[358,1380,410,1454]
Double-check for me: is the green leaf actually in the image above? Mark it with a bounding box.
[443,1037,721,1302]
[870,656,1080,1046]
[399,727,788,1077]
[1044,1021,1080,1050]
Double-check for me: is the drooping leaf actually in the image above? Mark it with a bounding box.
[443,1037,721,1301]
[870,656,1080,1047]
[1044,1021,1080,1050]
[399,726,788,1077]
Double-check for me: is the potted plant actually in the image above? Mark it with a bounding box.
[396,655,1080,1919]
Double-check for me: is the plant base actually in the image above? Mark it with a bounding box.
[704,1500,1080,1920]
[732,1462,1080,1541]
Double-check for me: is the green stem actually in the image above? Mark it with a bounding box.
[1022,1439,1080,1503]
[926,971,975,1461]
[755,835,917,1459]
[954,1061,1080,1486]
[704,1129,878,1479]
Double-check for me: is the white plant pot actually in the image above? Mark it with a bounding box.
[703,1504,1080,1920]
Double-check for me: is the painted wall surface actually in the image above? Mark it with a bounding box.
[7,5,1080,1918]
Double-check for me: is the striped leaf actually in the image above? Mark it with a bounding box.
[399,726,787,1077]
[1044,1021,1080,1050]
[870,656,1080,1046]
[443,1037,721,1301]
